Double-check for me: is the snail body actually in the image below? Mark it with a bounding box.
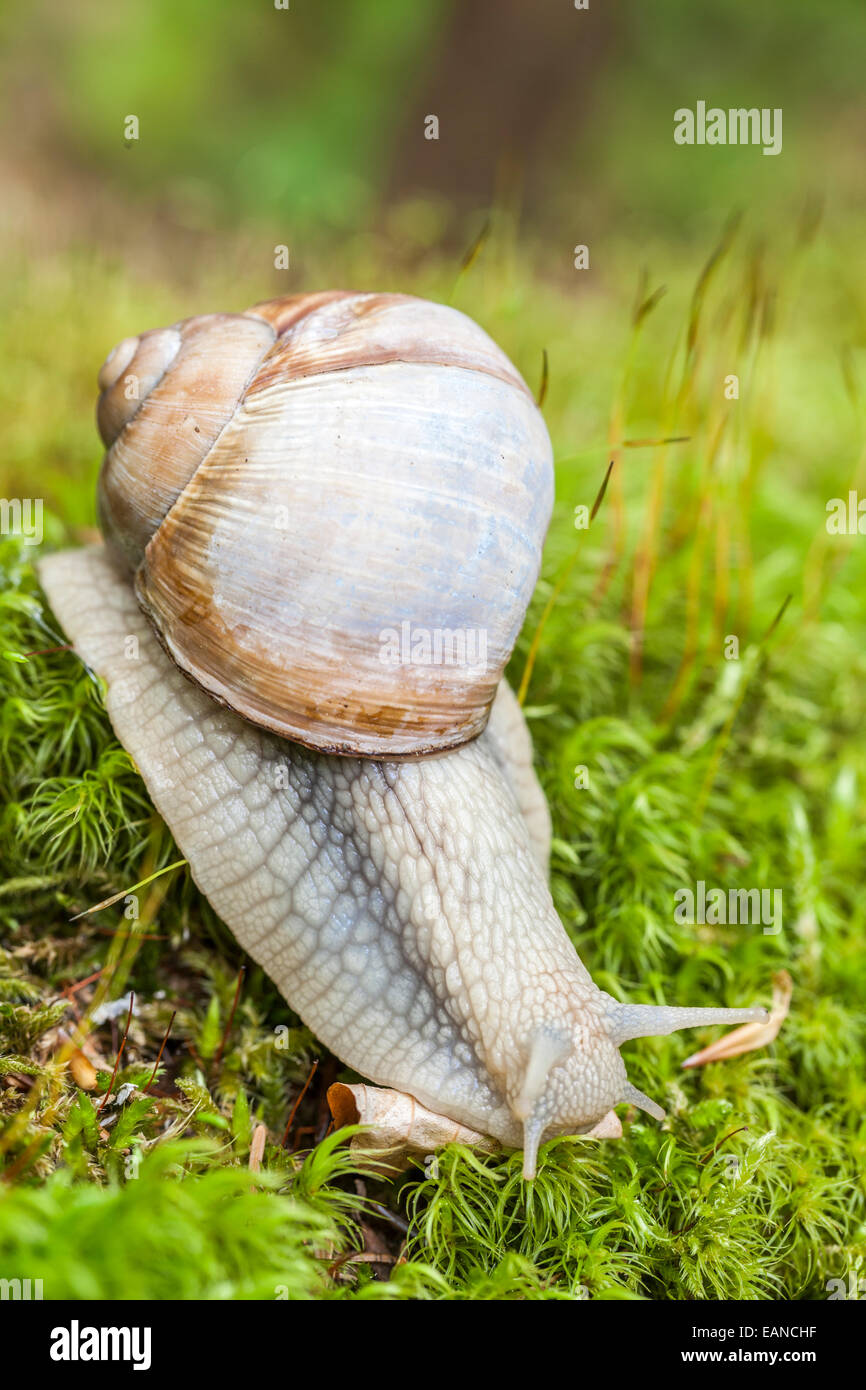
[39,293,766,1177]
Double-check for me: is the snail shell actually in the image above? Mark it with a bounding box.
[97,293,554,758]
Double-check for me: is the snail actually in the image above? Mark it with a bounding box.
[38,291,767,1178]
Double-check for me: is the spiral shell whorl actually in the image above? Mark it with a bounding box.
[97,313,279,569]
[97,328,180,448]
[96,292,554,757]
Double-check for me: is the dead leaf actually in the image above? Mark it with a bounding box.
[68,1048,98,1090]
[682,971,792,1068]
[248,1122,267,1173]
[327,1083,623,1170]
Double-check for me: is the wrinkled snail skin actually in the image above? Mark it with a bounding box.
[38,547,767,1178]
[38,292,768,1178]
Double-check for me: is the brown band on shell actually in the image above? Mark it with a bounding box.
[245,292,533,398]
[245,290,357,336]
[134,533,499,759]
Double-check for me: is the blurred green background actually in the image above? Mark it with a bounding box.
[2,0,865,239]
[1,0,865,526]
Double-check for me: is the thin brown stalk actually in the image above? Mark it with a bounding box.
[213,967,245,1072]
[281,1059,319,1149]
[143,1010,176,1094]
[96,991,135,1118]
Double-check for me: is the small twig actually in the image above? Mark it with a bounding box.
[536,348,549,408]
[96,991,134,1117]
[623,435,690,448]
[455,216,491,280]
[760,592,792,644]
[633,277,667,327]
[212,967,245,1072]
[69,858,188,920]
[589,458,615,522]
[58,967,105,999]
[367,1201,411,1235]
[281,1059,319,1149]
[143,1010,176,1094]
[698,1126,750,1166]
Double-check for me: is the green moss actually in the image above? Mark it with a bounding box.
[0,1142,341,1300]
